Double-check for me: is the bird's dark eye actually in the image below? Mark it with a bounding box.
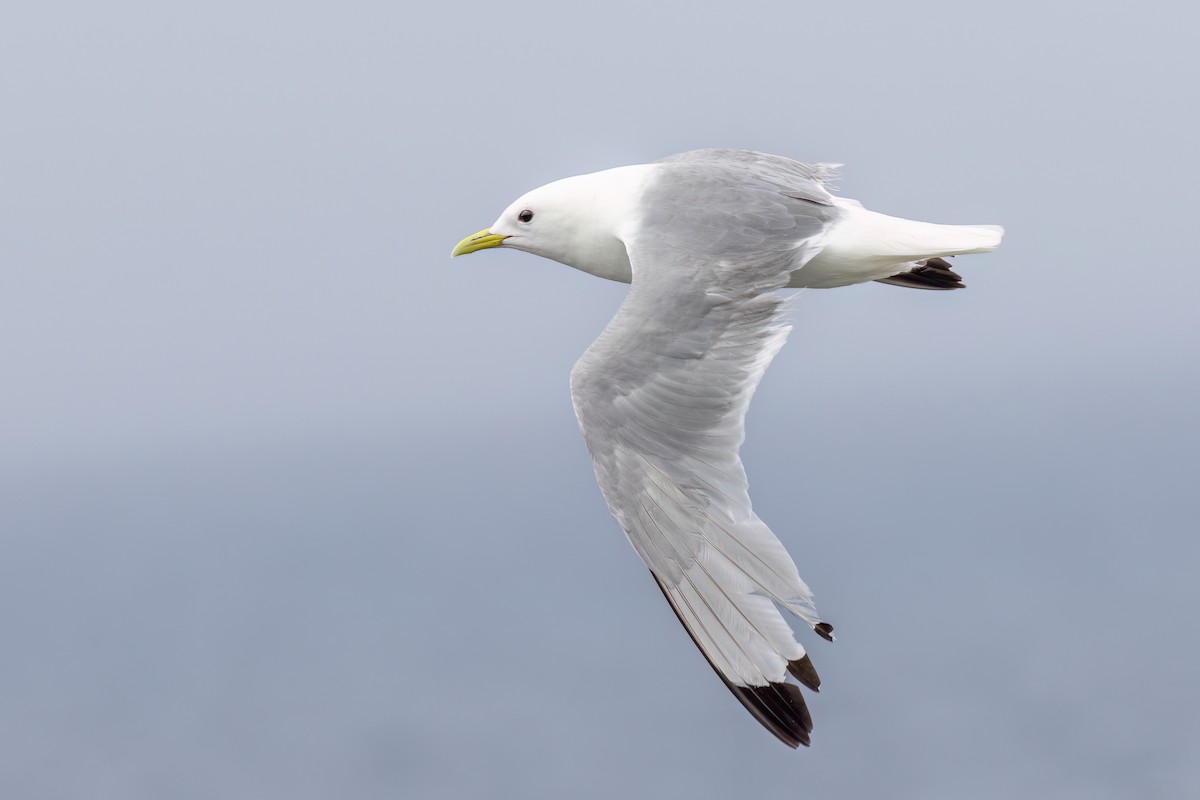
[518,209,534,223]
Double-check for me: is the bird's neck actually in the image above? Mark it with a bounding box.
[554,164,656,285]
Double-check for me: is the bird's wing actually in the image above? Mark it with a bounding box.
[875,256,966,290]
[570,161,837,748]
[657,148,842,206]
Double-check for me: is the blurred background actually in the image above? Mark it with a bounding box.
[2,1,1197,798]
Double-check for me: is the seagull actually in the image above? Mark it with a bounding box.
[452,149,1002,748]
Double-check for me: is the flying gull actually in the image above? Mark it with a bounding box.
[452,149,1002,748]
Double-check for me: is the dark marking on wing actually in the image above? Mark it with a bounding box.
[876,257,965,290]
[787,654,821,692]
[651,571,820,749]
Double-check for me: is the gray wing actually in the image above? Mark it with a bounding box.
[657,148,842,207]
[570,160,837,748]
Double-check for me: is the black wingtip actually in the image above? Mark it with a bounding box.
[814,622,835,642]
[732,682,813,748]
[650,571,823,749]
[875,257,966,290]
[787,654,821,692]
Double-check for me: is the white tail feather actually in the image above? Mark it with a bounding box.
[794,201,1004,288]
[864,216,1003,257]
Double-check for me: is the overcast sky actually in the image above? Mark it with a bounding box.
[2,1,1198,798]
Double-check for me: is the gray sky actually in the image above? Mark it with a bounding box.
[2,1,1198,797]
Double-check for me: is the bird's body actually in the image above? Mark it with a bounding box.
[452,149,1002,748]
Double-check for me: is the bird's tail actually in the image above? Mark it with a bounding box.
[860,214,1003,291]
[846,206,1004,260]
[790,201,1004,289]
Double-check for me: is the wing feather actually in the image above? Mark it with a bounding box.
[570,156,838,747]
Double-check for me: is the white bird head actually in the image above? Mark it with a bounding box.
[451,165,652,283]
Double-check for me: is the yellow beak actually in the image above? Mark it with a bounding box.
[451,229,509,257]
